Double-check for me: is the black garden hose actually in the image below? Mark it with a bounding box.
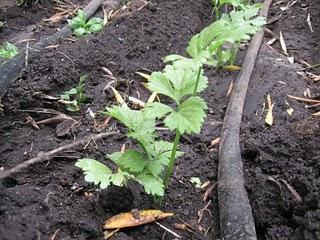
[217,0,273,239]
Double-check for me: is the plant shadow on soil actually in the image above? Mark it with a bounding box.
[0,0,320,240]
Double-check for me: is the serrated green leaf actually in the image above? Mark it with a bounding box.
[108,150,148,173]
[148,65,208,103]
[187,8,265,58]
[147,72,176,101]
[74,27,87,37]
[146,160,164,177]
[107,151,122,163]
[64,88,78,95]
[69,17,86,29]
[187,22,221,58]
[110,172,130,186]
[154,140,183,162]
[105,105,156,146]
[143,102,173,119]
[164,51,212,69]
[146,140,183,177]
[136,174,164,196]
[76,10,87,21]
[163,65,208,99]
[75,159,112,189]
[209,9,265,50]
[164,96,207,134]
[64,99,80,112]
[0,42,18,59]
[85,17,103,27]
[88,23,103,33]
[60,93,70,101]
[106,105,143,130]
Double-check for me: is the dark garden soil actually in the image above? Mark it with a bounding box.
[0,0,319,240]
[0,0,88,47]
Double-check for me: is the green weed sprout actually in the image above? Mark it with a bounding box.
[0,42,18,59]
[68,10,104,37]
[60,75,87,112]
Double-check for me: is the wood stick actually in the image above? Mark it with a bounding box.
[287,95,320,104]
[0,132,119,180]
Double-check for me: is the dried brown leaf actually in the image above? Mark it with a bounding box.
[104,210,174,229]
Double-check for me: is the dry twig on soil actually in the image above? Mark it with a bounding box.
[287,95,320,104]
[0,132,119,180]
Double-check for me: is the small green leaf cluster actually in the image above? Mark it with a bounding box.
[68,10,104,37]
[75,45,209,197]
[76,105,183,196]
[0,42,18,59]
[203,1,266,65]
[146,67,208,135]
[60,75,87,112]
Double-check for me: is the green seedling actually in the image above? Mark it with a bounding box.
[186,6,265,66]
[60,75,87,112]
[76,59,208,198]
[162,7,264,68]
[210,1,264,64]
[68,10,104,37]
[75,0,264,200]
[76,105,183,196]
[0,42,18,59]
[146,63,208,189]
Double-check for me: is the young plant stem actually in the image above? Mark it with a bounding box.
[215,6,220,21]
[140,143,150,160]
[229,43,239,65]
[193,67,202,96]
[163,65,202,190]
[163,130,181,189]
[163,66,202,191]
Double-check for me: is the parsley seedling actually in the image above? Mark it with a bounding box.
[75,1,265,200]
[0,42,18,59]
[76,104,183,196]
[68,10,104,37]
[60,75,87,112]
[187,6,265,66]
[75,60,208,198]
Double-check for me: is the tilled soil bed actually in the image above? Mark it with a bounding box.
[0,0,319,240]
